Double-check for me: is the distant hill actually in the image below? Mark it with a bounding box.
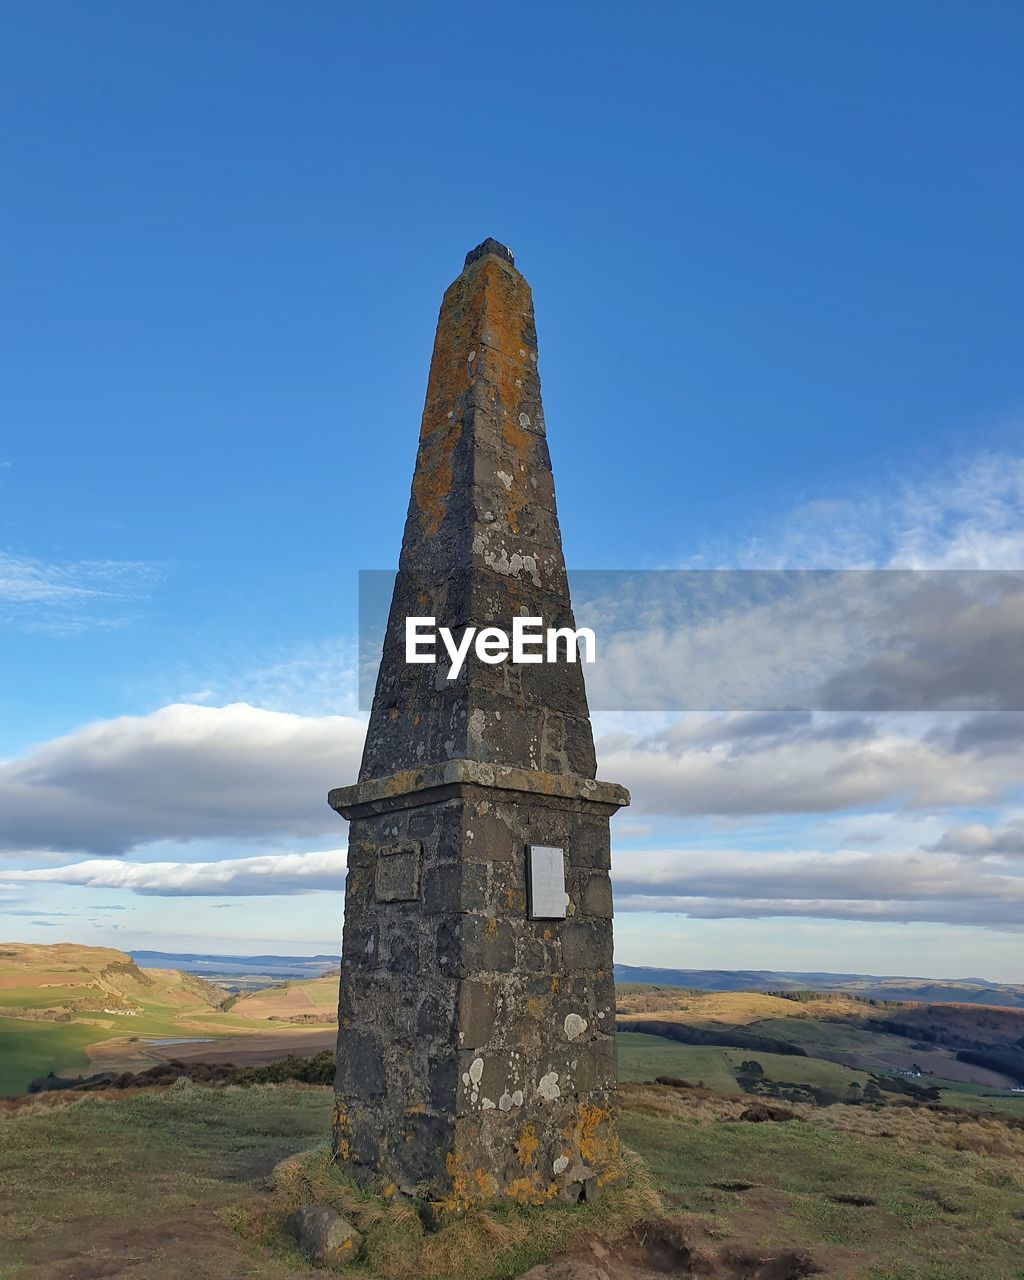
[130,950,339,988]
[613,964,1024,1009]
[0,941,221,1009]
[228,975,337,1022]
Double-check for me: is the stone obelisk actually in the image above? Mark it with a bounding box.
[329,239,628,1211]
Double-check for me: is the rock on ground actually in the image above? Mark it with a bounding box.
[285,1204,362,1267]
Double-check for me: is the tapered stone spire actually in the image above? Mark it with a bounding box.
[357,237,597,783]
[329,240,628,1211]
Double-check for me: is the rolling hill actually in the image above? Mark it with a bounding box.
[614,963,1024,1008]
[4,944,1023,1115]
[0,943,338,1096]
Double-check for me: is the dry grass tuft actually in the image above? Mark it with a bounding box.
[239,1142,662,1279]
[618,1080,1024,1160]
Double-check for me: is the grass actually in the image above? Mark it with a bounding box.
[0,1082,660,1280]
[616,1033,872,1096]
[616,1031,741,1091]
[2,1079,1022,1279]
[0,1080,335,1278]
[0,956,338,1096]
[0,1016,103,1098]
[240,1139,660,1279]
[619,1021,1024,1117]
[619,1082,1024,1279]
[721,1048,871,1090]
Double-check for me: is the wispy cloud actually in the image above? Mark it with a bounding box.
[0,550,163,633]
[697,450,1024,572]
[168,639,361,717]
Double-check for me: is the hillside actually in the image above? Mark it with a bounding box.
[0,942,223,1014]
[227,975,338,1022]
[614,963,1024,1008]
[617,986,1024,1109]
[0,943,338,1096]
[4,946,1024,1115]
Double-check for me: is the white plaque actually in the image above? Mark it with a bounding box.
[528,845,566,919]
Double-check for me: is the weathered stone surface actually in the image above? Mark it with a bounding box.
[331,239,628,1208]
[285,1204,362,1266]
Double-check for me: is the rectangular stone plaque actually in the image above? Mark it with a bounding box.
[374,842,421,902]
[527,845,566,919]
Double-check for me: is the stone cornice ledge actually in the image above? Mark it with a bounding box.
[329,759,629,820]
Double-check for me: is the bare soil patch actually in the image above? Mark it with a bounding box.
[146,1028,336,1067]
[521,1219,834,1280]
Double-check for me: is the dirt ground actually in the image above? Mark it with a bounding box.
[84,1027,337,1074]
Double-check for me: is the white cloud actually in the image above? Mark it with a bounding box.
[0,702,363,856]
[611,846,1024,931]
[598,711,1023,817]
[6,848,347,896]
[929,817,1024,861]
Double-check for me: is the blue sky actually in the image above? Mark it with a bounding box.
[1,2,1022,978]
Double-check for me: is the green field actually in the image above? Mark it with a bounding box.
[0,1017,101,1098]
[617,1032,872,1096]
[616,1030,1024,1123]
[616,1031,741,1091]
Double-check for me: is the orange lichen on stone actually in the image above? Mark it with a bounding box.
[333,1101,352,1162]
[562,1101,619,1167]
[516,1123,539,1167]
[412,412,461,537]
[428,254,535,538]
[505,1174,556,1206]
[443,1150,472,1212]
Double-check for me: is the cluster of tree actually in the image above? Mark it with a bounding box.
[869,1073,942,1102]
[870,1015,1024,1060]
[267,1013,336,1025]
[232,1050,335,1085]
[766,990,906,1009]
[956,1048,1024,1086]
[0,1006,74,1023]
[28,1049,336,1096]
[732,1058,942,1108]
[99,959,153,987]
[733,1059,856,1107]
[618,1019,807,1057]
